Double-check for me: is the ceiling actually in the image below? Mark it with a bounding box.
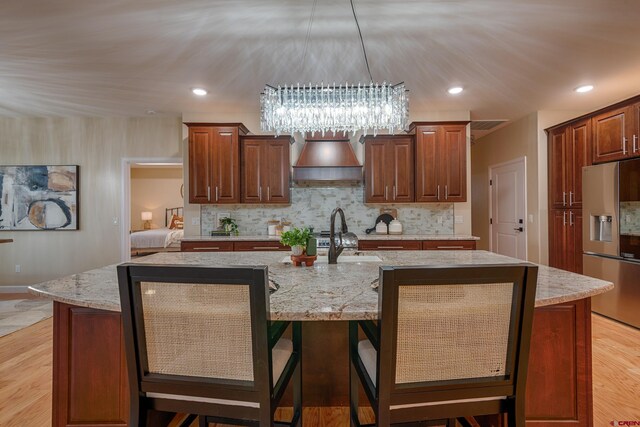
[2,0,640,126]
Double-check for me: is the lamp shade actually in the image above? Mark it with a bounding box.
[141,211,152,221]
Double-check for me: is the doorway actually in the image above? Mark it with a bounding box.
[120,158,183,261]
[489,157,527,260]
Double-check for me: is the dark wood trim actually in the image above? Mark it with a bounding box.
[408,121,471,133]
[184,123,250,135]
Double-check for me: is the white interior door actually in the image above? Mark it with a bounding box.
[490,157,527,260]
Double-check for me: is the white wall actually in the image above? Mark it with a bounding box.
[0,117,182,287]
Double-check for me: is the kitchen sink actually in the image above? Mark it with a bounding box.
[282,255,382,264]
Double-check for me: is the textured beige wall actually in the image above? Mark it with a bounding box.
[130,167,183,230]
[0,117,182,287]
[471,113,539,261]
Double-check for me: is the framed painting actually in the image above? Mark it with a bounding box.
[0,165,79,231]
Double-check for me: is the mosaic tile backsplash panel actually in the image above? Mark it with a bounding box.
[201,186,454,235]
[620,201,640,235]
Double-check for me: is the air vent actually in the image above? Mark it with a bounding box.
[470,120,508,131]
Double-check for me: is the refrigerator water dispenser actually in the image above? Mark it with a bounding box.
[591,215,612,242]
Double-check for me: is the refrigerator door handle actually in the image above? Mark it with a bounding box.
[563,211,567,226]
[563,191,566,207]
[569,211,574,226]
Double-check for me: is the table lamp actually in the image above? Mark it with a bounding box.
[141,211,152,229]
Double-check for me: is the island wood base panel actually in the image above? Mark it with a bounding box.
[51,299,593,427]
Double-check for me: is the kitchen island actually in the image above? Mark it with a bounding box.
[30,250,611,427]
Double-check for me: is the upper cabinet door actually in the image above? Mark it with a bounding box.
[549,126,568,210]
[241,137,290,204]
[213,127,240,203]
[241,139,263,203]
[568,119,592,208]
[188,126,213,203]
[415,127,439,202]
[439,125,467,202]
[263,138,290,203]
[592,106,633,163]
[364,139,390,203]
[389,137,414,202]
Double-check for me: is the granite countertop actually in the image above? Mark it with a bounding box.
[182,234,480,242]
[29,250,612,321]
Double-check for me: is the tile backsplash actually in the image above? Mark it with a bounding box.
[620,201,640,235]
[201,186,454,235]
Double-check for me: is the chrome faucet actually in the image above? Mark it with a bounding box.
[328,207,348,264]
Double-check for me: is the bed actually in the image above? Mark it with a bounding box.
[130,207,183,256]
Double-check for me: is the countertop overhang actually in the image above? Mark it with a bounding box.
[29,250,612,321]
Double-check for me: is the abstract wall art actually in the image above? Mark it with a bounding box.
[0,165,79,231]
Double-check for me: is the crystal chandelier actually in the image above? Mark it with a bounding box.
[260,82,408,136]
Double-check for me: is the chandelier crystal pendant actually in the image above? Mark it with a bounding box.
[260,81,409,137]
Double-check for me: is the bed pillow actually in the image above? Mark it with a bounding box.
[169,214,184,229]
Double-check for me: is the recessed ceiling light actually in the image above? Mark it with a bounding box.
[448,86,463,95]
[145,110,156,115]
[192,88,208,96]
[575,85,594,93]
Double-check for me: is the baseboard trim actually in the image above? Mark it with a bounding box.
[0,286,30,293]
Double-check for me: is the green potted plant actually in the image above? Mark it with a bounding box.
[219,217,239,236]
[280,227,312,256]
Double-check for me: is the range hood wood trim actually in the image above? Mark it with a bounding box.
[295,140,361,168]
[292,166,362,182]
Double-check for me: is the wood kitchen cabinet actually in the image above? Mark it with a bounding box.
[180,240,290,252]
[411,122,468,202]
[549,209,582,274]
[592,105,639,163]
[549,120,591,210]
[364,136,414,203]
[186,123,248,204]
[241,136,290,204]
[358,239,476,251]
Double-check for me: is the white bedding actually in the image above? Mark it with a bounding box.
[131,228,183,249]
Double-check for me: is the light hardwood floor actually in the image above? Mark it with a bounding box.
[0,314,638,426]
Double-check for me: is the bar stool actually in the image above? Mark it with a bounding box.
[349,264,538,427]
[117,263,302,426]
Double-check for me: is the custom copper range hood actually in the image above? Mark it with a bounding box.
[292,133,363,182]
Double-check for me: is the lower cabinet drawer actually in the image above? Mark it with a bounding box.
[358,240,422,250]
[422,240,476,250]
[180,241,234,252]
[233,241,290,251]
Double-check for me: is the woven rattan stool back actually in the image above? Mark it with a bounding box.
[139,281,254,381]
[377,264,537,393]
[395,282,514,384]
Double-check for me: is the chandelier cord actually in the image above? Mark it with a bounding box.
[301,0,319,73]
[350,0,374,83]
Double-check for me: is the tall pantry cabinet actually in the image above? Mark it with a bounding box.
[548,120,591,274]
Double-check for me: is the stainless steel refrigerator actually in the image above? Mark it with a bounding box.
[583,159,640,329]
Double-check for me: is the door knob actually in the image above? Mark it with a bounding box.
[514,227,524,232]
